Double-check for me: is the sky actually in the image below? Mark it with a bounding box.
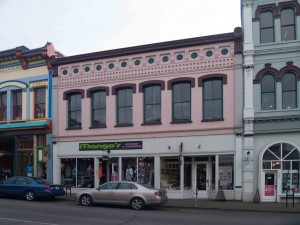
[0,0,241,57]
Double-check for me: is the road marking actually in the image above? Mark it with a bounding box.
[0,217,60,225]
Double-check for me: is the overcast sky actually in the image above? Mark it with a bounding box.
[0,0,241,56]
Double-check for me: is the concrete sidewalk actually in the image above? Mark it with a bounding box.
[58,193,300,213]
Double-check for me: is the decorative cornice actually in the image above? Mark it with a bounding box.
[16,50,28,70]
[52,30,241,66]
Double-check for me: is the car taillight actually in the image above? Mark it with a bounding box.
[155,191,162,196]
[43,185,51,190]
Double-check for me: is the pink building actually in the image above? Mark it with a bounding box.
[51,28,243,199]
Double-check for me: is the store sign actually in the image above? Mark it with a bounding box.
[79,141,143,151]
[265,185,275,196]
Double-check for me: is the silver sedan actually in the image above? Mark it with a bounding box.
[76,181,168,210]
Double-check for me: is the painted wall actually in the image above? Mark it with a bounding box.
[55,42,239,140]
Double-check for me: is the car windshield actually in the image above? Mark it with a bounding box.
[31,177,50,184]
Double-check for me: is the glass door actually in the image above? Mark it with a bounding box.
[263,171,277,202]
[196,162,208,198]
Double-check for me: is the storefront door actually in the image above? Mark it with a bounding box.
[196,162,208,198]
[263,171,277,202]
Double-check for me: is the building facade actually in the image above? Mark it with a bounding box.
[242,0,300,202]
[0,43,56,180]
[51,29,243,199]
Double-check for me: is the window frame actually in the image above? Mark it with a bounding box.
[67,93,82,129]
[0,92,7,121]
[12,89,22,120]
[260,10,275,43]
[280,7,296,41]
[116,87,133,126]
[34,87,46,119]
[91,90,107,128]
[261,74,276,110]
[171,81,191,123]
[282,72,297,109]
[143,84,161,125]
[202,78,223,121]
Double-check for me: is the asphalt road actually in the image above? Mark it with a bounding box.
[0,197,299,225]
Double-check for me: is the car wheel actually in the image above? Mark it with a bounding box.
[80,194,93,206]
[130,197,145,210]
[25,191,36,201]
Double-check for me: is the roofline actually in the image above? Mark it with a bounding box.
[52,28,242,66]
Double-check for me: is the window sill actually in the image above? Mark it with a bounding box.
[141,122,162,126]
[89,125,107,129]
[114,124,133,128]
[66,127,82,130]
[201,118,224,122]
[170,120,192,124]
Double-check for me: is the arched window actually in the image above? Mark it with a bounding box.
[202,78,223,120]
[116,87,133,126]
[67,93,82,129]
[172,81,191,123]
[91,90,106,127]
[143,84,161,124]
[261,74,276,110]
[262,143,300,194]
[260,11,274,43]
[282,73,297,109]
[281,8,295,41]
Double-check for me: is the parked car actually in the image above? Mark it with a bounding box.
[76,181,168,210]
[0,176,65,201]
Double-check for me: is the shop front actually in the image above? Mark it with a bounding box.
[54,136,239,199]
[0,133,50,180]
[259,142,300,202]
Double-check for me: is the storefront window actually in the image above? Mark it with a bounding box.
[61,158,94,188]
[61,158,76,188]
[219,155,234,190]
[211,161,215,190]
[138,157,154,186]
[262,143,300,194]
[184,157,192,190]
[77,158,94,188]
[122,157,137,181]
[161,157,180,190]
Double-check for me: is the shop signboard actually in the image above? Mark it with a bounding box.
[79,141,143,151]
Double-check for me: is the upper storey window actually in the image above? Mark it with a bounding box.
[282,73,297,109]
[261,74,276,110]
[68,93,82,129]
[203,78,223,120]
[260,11,274,43]
[0,92,7,121]
[12,90,22,120]
[116,88,133,126]
[172,82,191,123]
[91,90,106,127]
[143,85,161,124]
[281,8,295,41]
[34,88,46,119]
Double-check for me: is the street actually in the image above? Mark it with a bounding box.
[0,197,299,225]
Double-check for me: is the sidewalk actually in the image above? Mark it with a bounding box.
[58,193,300,213]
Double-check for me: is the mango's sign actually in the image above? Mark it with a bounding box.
[79,141,143,151]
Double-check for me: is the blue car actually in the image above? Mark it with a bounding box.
[0,176,65,201]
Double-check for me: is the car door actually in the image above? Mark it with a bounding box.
[93,182,119,203]
[0,177,17,196]
[14,177,31,197]
[114,182,137,204]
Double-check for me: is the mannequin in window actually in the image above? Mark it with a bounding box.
[126,165,133,181]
